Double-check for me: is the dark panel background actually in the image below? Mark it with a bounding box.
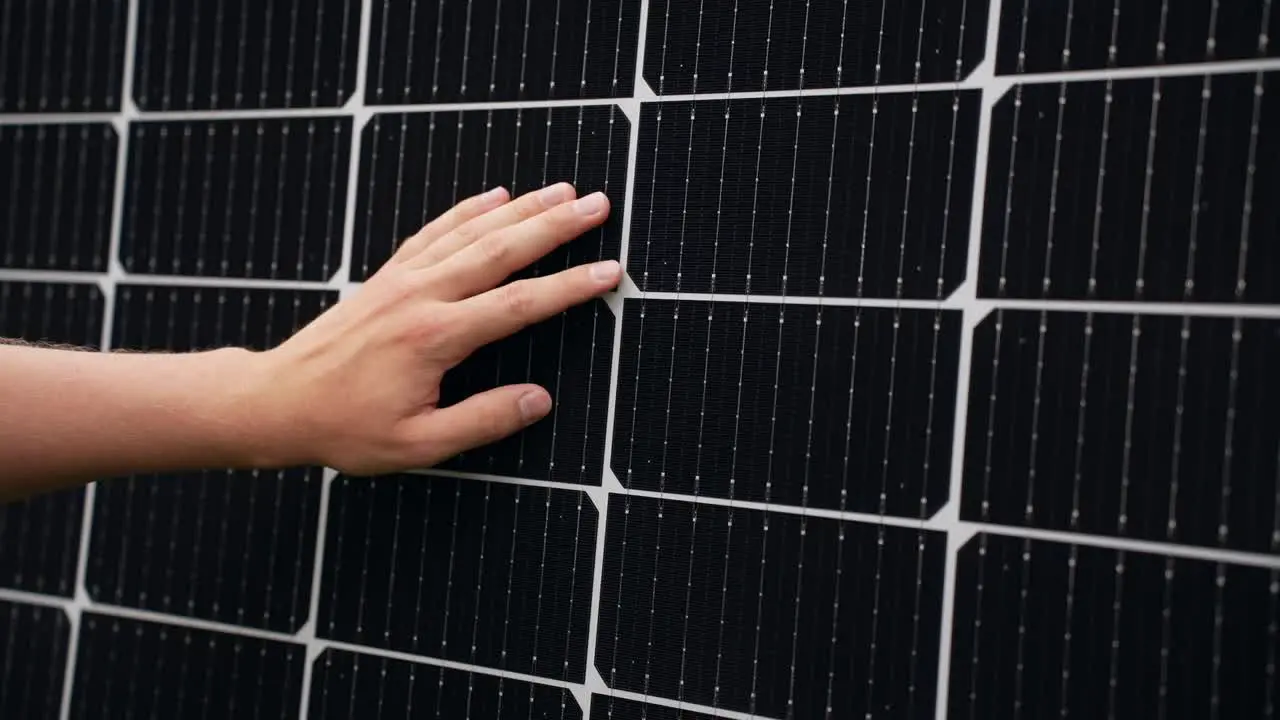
[133,0,362,109]
[351,105,630,281]
[366,0,640,104]
[963,310,1280,554]
[996,0,1278,74]
[71,613,304,719]
[310,648,579,719]
[318,473,597,681]
[978,72,1280,303]
[643,0,990,93]
[613,300,960,516]
[0,0,128,113]
[949,534,1280,719]
[120,117,352,280]
[0,282,103,596]
[595,494,946,718]
[0,124,118,272]
[628,92,979,298]
[0,600,69,720]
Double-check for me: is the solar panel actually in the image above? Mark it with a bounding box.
[0,1,1276,718]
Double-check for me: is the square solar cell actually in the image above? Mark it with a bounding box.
[628,92,979,298]
[70,613,304,719]
[978,71,1279,302]
[365,0,639,104]
[318,474,597,682]
[0,600,69,720]
[996,0,1277,74]
[119,117,352,280]
[132,0,362,109]
[0,0,128,113]
[0,124,118,272]
[87,467,323,633]
[949,533,1280,719]
[642,0,990,94]
[612,299,961,517]
[350,105,629,281]
[309,648,580,719]
[595,494,945,718]
[963,310,1280,554]
[0,281,103,596]
[441,299,614,484]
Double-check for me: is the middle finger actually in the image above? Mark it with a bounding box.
[404,182,577,270]
[422,191,611,301]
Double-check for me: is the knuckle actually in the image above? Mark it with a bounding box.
[500,281,534,315]
[447,222,480,249]
[477,232,511,265]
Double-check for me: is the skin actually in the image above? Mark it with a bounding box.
[0,182,621,501]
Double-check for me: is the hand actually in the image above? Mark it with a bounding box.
[246,183,621,475]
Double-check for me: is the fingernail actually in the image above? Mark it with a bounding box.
[518,390,552,422]
[574,192,608,215]
[481,186,508,204]
[589,260,621,283]
[538,183,573,207]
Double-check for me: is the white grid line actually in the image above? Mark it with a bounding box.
[8,266,1280,319]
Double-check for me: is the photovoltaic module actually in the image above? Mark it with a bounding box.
[1,1,1277,718]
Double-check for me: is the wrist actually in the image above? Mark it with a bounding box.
[201,346,308,470]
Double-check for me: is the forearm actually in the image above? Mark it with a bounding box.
[0,344,279,499]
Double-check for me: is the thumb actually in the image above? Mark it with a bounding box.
[408,384,552,466]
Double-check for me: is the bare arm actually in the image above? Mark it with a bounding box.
[0,183,621,500]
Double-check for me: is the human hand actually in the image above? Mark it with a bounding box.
[243,183,621,475]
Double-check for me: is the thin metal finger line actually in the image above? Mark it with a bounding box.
[159,0,179,109]
[293,119,318,279]
[462,482,492,719]
[699,6,742,716]
[493,483,522,717]
[398,0,421,104]
[0,0,13,110]
[359,114,383,277]
[744,3,780,714]
[1,127,21,268]
[432,482,463,717]
[12,0,33,111]
[24,124,47,268]
[855,2,891,714]
[668,0,711,709]
[217,123,241,275]
[346,467,382,709]
[45,125,68,271]
[34,0,54,111]
[143,121,170,273]
[242,120,269,278]
[403,481,435,719]
[54,0,74,110]
[774,1,817,717]
[209,0,228,106]
[254,0,277,106]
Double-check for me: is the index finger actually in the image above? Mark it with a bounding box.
[451,260,623,350]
